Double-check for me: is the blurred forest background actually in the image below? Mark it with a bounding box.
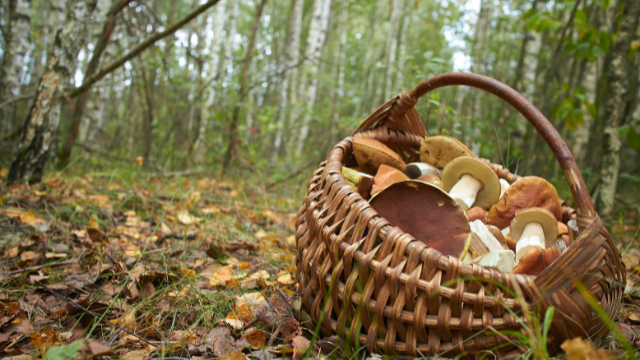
[1,0,639,224]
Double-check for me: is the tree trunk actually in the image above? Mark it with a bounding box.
[383,0,403,99]
[194,0,226,164]
[295,0,332,155]
[6,0,98,185]
[393,0,410,93]
[47,0,67,47]
[353,2,378,117]
[0,0,32,136]
[596,0,640,220]
[222,0,267,172]
[272,0,303,162]
[57,0,130,169]
[221,0,239,87]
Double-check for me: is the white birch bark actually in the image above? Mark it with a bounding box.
[0,0,32,135]
[393,0,410,93]
[354,2,378,117]
[272,0,304,161]
[195,0,226,164]
[330,4,348,124]
[7,0,98,184]
[47,0,67,46]
[221,0,239,86]
[383,0,403,98]
[295,0,333,155]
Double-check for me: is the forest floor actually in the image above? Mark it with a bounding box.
[0,164,639,360]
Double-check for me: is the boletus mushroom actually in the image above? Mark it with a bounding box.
[513,247,561,276]
[420,135,473,168]
[441,157,501,210]
[353,137,406,175]
[371,164,409,195]
[510,207,558,261]
[370,180,471,259]
[473,249,516,272]
[487,176,562,230]
[405,162,440,179]
[466,207,487,224]
[342,167,375,199]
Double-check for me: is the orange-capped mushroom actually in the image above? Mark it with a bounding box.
[513,247,561,276]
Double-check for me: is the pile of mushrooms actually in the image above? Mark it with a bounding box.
[342,135,574,276]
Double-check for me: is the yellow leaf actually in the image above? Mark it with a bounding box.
[124,245,141,258]
[179,269,196,279]
[0,168,8,178]
[276,273,294,286]
[21,251,39,261]
[221,319,243,331]
[89,216,99,229]
[287,235,296,247]
[177,210,199,225]
[254,230,267,239]
[209,267,233,287]
[229,190,238,198]
[560,337,616,360]
[244,327,267,348]
[238,262,250,270]
[166,287,189,297]
[218,351,247,360]
[5,247,18,259]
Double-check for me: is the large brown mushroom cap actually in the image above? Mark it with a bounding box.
[441,157,501,209]
[371,164,409,195]
[420,136,473,169]
[370,180,470,258]
[487,176,562,229]
[353,137,406,175]
[513,247,561,276]
[466,207,487,224]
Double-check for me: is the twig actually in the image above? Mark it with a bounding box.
[34,280,157,348]
[67,0,222,99]
[8,260,76,275]
[0,93,35,110]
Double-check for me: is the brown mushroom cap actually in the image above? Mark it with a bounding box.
[510,207,558,248]
[557,221,568,236]
[513,247,561,276]
[441,157,501,209]
[417,173,443,188]
[487,176,562,229]
[420,136,473,169]
[505,234,517,252]
[466,207,487,224]
[371,164,410,195]
[486,225,507,248]
[370,180,470,258]
[353,137,406,175]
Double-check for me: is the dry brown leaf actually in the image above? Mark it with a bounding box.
[124,244,141,257]
[20,251,39,261]
[221,318,244,331]
[177,209,199,225]
[244,327,267,348]
[87,227,105,242]
[292,336,311,360]
[78,339,113,357]
[5,247,18,259]
[209,267,234,287]
[627,308,640,323]
[219,351,247,360]
[560,337,616,360]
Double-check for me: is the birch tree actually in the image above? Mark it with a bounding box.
[295,0,332,155]
[7,0,99,185]
[393,0,410,93]
[383,0,403,99]
[272,0,303,161]
[596,0,640,219]
[0,0,32,135]
[195,0,226,164]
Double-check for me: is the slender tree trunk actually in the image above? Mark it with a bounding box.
[570,61,596,164]
[272,0,303,162]
[6,0,99,185]
[0,0,32,136]
[221,0,238,89]
[47,0,67,48]
[354,2,378,117]
[393,0,410,93]
[295,0,332,155]
[383,0,403,98]
[596,0,640,220]
[57,0,131,169]
[222,0,267,171]
[194,0,226,164]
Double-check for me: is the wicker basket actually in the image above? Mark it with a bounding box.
[294,73,626,357]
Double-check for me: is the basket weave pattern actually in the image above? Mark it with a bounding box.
[294,73,625,357]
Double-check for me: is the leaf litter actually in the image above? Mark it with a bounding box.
[1,171,639,359]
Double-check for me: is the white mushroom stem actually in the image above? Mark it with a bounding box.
[473,250,515,272]
[499,179,510,198]
[515,222,546,260]
[469,220,503,251]
[449,174,483,210]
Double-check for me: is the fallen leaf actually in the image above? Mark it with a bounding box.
[276,273,294,286]
[292,336,310,360]
[5,247,18,259]
[254,230,267,239]
[21,251,40,261]
[244,327,266,348]
[0,168,7,178]
[77,339,113,357]
[209,267,234,287]
[42,340,85,360]
[286,235,296,247]
[86,227,105,242]
[219,351,247,360]
[560,337,616,360]
[124,245,141,257]
[221,318,244,331]
[236,292,266,309]
[177,210,199,225]
[627,308,640,323]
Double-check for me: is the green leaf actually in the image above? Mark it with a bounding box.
[574,10,588,32]
[574,42,591,60]
[430,58,446,63]
[601,0,610,8]
[525,14,541,31]
[619,124,630,139]
[43,341,85,360]
[627,127,640,150]
[585,102,597,119]
[536,17,551,32]
[423,50,433,60]
[591,45,605,59]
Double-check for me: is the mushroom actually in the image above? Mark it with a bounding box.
[405,162,441,179]
[441,157,501,210]
[469,220,504,251]
[473,249,516,272]
[417,173,443,188]
[370,180,471,259]
[353,137,406,175]
[510,208,558,261]
[420,135,473,169]
[499,179,510,198]
[486,225,507,249]
[466,207,487,224]
[513,247,561,276]
[342,167,374,199]
[371,164,409,195]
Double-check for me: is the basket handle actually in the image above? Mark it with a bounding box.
[387,72,596,218]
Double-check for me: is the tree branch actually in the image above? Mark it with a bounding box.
[67,0,222,99]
